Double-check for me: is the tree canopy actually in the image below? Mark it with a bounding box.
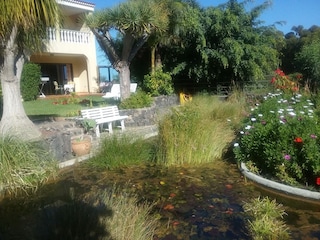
[159,0,280,92]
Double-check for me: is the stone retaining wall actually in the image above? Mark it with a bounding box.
[120,95,180,127]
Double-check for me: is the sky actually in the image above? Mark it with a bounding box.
[91,0,320,78]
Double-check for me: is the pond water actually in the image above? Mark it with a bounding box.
[0,161,320,239]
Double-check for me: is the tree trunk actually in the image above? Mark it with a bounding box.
[115,61,131,100]
[0,29,42,141]
[151,46,162,74]
[155,48,162,70]
[151,46,155,74]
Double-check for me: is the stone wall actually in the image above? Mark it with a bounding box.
[120,95,180,127]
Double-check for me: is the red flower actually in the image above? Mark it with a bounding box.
[163,204,174,210]
[294,137,303,143]
[270,77,276,84]
[316,177,320,186]
[275,68,285,77]
[169,193,176,198]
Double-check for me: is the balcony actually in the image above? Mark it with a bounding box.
[47,27,91,44]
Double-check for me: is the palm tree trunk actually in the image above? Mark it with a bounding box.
[0,28,41,141]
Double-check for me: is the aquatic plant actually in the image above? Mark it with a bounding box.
[243,197,290,240]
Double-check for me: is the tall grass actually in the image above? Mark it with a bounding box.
[0,137,58,196]
[156,94,246,166]
[36,185,158,240]
[97,185,158,240]
[88,134,156,169]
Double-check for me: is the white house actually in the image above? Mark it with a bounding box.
[30,0,98,95]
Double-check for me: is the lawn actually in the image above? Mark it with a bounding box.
[23,95,109,119]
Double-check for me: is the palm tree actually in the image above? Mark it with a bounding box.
[85,0,168,100]
[0,0,60,141]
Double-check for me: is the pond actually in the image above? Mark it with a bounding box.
[0,160,320,239]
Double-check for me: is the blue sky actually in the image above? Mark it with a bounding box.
[92,0,320,33]
[92,0,320,77]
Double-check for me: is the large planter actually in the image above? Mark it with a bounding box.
[71,135,92,156]
[240,162,320,201]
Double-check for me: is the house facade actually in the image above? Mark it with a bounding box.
[30,0,98,95]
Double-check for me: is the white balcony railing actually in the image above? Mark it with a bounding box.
[47,28,90,44]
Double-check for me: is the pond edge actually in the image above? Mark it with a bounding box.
[240,162,320,200]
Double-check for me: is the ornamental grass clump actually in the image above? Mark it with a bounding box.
[0,137,58,196]
[157,94,245,166]
[234,91,320,187]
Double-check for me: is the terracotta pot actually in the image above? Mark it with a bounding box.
[71,136,92,156]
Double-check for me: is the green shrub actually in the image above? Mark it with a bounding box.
[119,90,153,109]
[0,137,58,195]
[243,197,290,240]
[234,91,320,186]
[156,94,245,166]
[143,69,174,96]
[21,63,41,101]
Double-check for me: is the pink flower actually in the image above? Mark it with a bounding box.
[284,154,291,161]
[310,134,317,139]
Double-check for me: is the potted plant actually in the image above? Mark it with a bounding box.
[71,135,92,156]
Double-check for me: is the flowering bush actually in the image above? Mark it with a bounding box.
[270,69,300,93]
[234,91,320,187]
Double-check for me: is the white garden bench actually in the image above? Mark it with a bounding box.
[80,106,128,137]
